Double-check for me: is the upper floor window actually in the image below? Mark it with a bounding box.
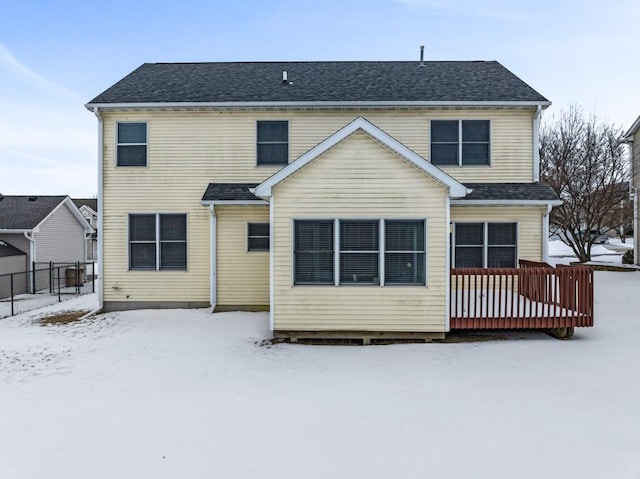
[431,120,489,166]
[129,213,187,270]
[257,121,288,166]
[247,223,270,251]
[453,222,516,268]
[117,122,147,166]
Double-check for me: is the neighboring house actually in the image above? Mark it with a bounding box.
[73,198,98,262]
[624,117,640,264]
[0,240,28,298]
[86,59,564,338]
[0,195,94,267]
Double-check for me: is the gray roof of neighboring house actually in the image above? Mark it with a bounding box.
[201,182,559,202]
[201,183,260,202]
[88,61,548,105]
[0,195,67,230]
[460,183,559,202]
[0,240,26,257]
[72,198,97,212]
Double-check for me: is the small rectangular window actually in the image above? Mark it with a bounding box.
[453,222,516,268]
[431,120,489,166]
[487,223,517,268]
[294,220,334,284]
[129,213,187,270]
[117,122,147,166]
[385,220,426,285]
[257,121,288,166]
[248,223,270,251]
[129,214,157,269]
[340,220,379,285]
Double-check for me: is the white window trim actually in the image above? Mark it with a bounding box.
[430,119,491,167]
[128,213,188,271]
[247,222,270,252]
[451,221,518,268]
[256,120,289,167]
[292,218,428,287]
[116,121,148,167]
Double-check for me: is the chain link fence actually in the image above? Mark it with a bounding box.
[0,262,96,318]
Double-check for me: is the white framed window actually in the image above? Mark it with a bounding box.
[293,219,426,286]
[431,120,490,166]
[257,120,288,166]
[294,220,334,284]
[453,222,517,268]
[340,220,379,284]
[129,214,187,270]
[117,122,147,166]
[385,220,426,285]
[247,223,270,251]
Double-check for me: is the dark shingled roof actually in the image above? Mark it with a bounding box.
[201,182,559,203]
[0,196,67,230]
[460,183,559,202]
[72,198,97,212]
[201,183,260,202]
[88,61,548,105]
[0,240,26,257]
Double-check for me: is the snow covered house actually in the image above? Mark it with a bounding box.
[86,59,593,339]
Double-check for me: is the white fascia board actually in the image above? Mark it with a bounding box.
[85,100,551,111]
[253,117,469,199]
[199,200,268,206]
[623,115,640,141]
[0,229,30,234]
[34,197,94,233]
[450,199,563,206]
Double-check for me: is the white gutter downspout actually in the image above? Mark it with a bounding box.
[445,194,451,332]
[533,105,542,182]
[209,204,217,311]
[93,107,104,310]
[632,186,638,265]
[23,231,36,292]
[542,204,552,263]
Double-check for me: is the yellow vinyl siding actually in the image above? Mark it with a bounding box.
[101,108,535,306]
[102,207,210,304]
[272,130,448,332]
[451,206,545,263]
[215,206,270,308]
[101,108,534,183]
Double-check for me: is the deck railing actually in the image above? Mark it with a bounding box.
[450,261,594,329]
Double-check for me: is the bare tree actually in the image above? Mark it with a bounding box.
[540,105,629,262]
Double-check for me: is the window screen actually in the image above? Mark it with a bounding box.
[385,220,425,284]
[248,223,270,251]
[257,121,288,166]
[117,122,147,166]
[340,220,379,284]
[294,220,334,284]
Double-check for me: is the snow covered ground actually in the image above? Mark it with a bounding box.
[2,273,640,479]
[548,238,632,266]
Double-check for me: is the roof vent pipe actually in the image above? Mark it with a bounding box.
[282,71,288,84]
[418,45,425,67]
[0,193,4,201]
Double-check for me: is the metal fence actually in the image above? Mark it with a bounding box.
[0,262,95,318]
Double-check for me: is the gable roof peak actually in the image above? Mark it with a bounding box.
[253,117,469,199]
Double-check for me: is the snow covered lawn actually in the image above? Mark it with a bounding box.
[2,273,640,479]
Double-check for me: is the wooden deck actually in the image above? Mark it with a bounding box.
[450,261,594,330]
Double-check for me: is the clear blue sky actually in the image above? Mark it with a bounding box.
[1,0,638,197]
